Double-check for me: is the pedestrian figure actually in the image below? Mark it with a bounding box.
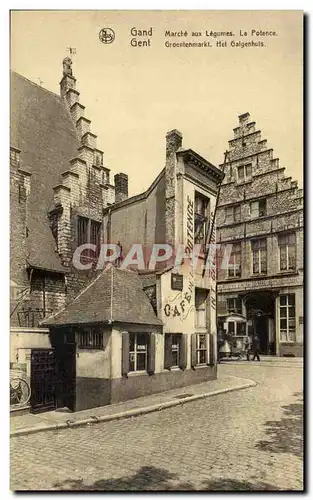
[252,335,261,361]
[244,336,250,361]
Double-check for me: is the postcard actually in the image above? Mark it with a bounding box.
[10,10,303,492]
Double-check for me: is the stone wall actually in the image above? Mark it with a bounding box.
[10,148,32,326]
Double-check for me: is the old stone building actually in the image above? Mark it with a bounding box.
[10,61,125,329]
[216,113,303,357]
[10,59,128,411]
[10,59,223,412]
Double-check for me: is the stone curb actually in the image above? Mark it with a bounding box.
[221,361,302,368]
[11,379,256,438]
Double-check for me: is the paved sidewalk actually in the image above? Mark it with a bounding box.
[11,373,256,437]
[220,356,303,368]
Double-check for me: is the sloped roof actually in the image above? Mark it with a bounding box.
[42,266,163,327]
[10,71,80,272]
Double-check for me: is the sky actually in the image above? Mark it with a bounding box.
[10,10,303,196]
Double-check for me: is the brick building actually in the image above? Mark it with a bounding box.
[216,113,303,357]
[10,59,223,412]
[10,59,128,410]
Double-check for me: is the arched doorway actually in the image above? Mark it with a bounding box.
[241,291,277,355]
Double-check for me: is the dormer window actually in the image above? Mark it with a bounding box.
[237,164,252,183]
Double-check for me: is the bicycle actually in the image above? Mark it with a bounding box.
[10,377,31,406]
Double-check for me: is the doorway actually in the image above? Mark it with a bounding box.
[30,349,56,413]
[55,342,76,412]
[255,316,269,354]
[244,291,277,356]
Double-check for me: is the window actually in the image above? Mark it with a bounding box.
[237,164,252,182]
[228,321,235,335]
[78,328,103,349]
[225,205,241,224]
[251,239,267,274]
[10,148,20,165]
[278,233,296,271]
[228,321,246,336]
[164,334,186,370]
[194,193,209,249]
[90,220,101,250]
[77,216,89,246]
[226,298,242,314]
[279,294,296,342]
[195,289,208,328]
[171,274,184,291]
[171,335,180,367]
[196,334,207,365]
[77,216,101,258]
[250,199,267,219]
[129,333,148,372]
[228,243,241,277]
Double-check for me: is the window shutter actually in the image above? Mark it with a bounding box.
[191,334,197,368]
[179,334,187,371]
[148,333,156,375]
[209,333,214,365]
[164,334,172,370]
[205,334,210,365]
[121,332,130,377]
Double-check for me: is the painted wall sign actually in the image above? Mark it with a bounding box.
[162,190,195,323]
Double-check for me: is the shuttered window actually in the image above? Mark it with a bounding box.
[164,334,183,369]
[196,334,206,365]
[129,333,148,372]
[122,332,155,375]
[191,334,210,367]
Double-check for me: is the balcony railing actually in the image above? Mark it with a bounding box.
[17,309,53,328]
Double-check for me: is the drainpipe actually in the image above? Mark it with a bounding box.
[106,207,112,245]
[42,275,46,317]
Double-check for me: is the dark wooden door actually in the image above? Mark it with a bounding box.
[55,342,76,412]
[30,349,56,413]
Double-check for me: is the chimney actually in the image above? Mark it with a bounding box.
[166,129,183,159]
[114,173,128,203]
[238,112,250,126]
[60,57,77,99]
[165,129,183,247]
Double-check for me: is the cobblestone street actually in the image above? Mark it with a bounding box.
[10,361,303,491]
